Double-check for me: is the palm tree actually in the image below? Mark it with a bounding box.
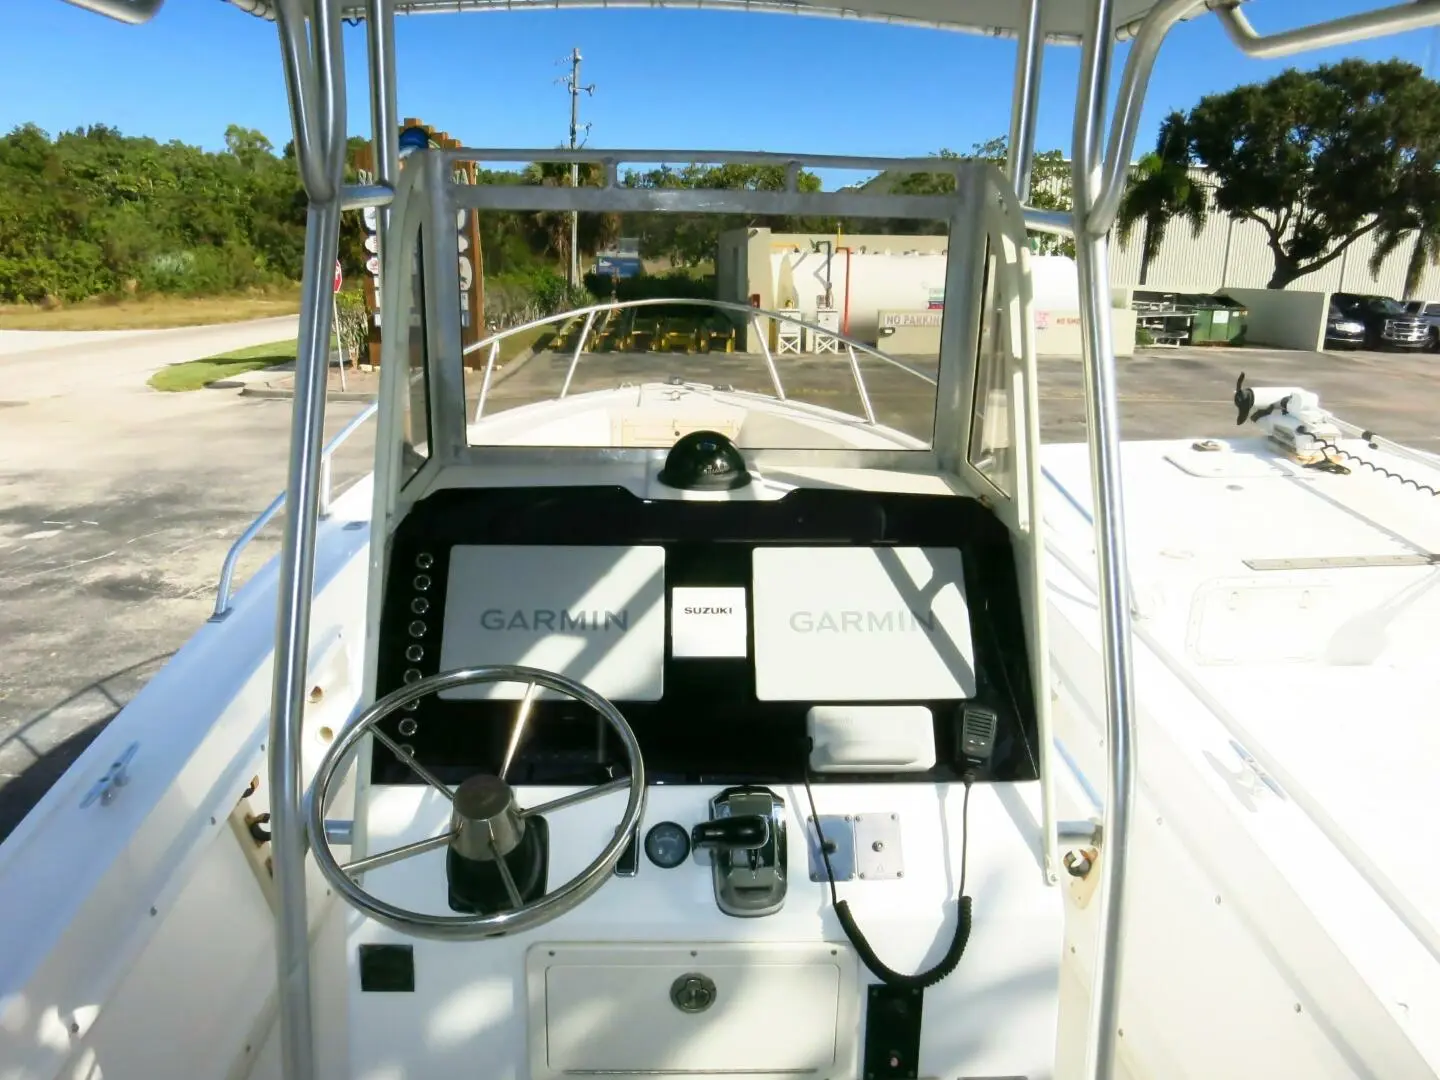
[1116,112,1208,285]
[521,159,620,271]
[1368,208,1440,301]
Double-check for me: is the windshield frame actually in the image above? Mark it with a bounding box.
[403,149,996,480]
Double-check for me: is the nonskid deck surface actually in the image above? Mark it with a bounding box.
[1041,435,1440,948]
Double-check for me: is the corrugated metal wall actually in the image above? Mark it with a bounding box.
[1107,168,1440,299]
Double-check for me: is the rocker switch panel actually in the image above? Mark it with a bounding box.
[863,984,923,1080]
[699,786,787,917]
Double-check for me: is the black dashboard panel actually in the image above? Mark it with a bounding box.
[372,486,1040,787]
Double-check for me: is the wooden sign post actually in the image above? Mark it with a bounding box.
[352,120,485,368]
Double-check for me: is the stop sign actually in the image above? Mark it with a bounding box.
[333,259,343,294]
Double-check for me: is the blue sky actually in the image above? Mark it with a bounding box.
[5,0,1437,187]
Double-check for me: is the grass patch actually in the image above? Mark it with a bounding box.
[498,323,551,362]
[0,288,301,331]
[148,338,299,392]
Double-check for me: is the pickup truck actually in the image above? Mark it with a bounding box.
[1330,292,1429,350]
[1401,299,1440,351]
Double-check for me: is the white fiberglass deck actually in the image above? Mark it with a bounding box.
[1042,434,1440,1070]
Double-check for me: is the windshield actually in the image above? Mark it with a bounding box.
[460,219,949,450]
[1338,294,1406,315]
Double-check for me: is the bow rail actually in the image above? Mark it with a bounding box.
[464,297,937,426]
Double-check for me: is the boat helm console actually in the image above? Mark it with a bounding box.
[359,432,1039,929]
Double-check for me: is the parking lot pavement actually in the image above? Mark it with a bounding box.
[0,322,371,841]
[473,343,1439,446]
[1034,345,1439,447]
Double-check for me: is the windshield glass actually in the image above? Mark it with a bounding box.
[459,209,947,450]
[1341,294,1407,315]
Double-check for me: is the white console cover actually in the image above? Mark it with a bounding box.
[439,545,665,700]
[752,546,975,701]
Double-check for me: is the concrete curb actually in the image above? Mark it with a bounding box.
[241,384,378,402]
[210,361,297,390]
[237,341,547,402]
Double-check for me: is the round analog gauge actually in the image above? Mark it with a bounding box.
[644,821,691,869]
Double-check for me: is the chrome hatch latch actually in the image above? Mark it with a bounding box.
[691,786,787,917]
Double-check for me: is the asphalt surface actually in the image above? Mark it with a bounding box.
[1,332,1436,840]
[478,343,1440,447]
[0,317,374,841]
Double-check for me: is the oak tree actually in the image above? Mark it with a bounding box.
[1178,59,1440,290]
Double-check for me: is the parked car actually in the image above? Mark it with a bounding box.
[1330,292,1429,349]
[1324,302,1366,349]
[1401,299,1440,350]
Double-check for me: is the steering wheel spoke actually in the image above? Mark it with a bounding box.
[520,776,632,819]
[499,682,536,782]
[342,829,456,876]
[489,829,527,910]
[307,664,645,941]
[370,725,454,802]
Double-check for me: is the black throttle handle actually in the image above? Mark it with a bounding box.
[691,815,770,851]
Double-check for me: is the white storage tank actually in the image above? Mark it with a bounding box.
[769,247,948,342]
[1029,254,1082,309]
[757,239,1085,347]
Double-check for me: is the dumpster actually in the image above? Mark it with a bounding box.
[1182,293,1249,345]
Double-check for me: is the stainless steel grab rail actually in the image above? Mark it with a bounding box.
[209,399,379,621]
[463,296,936,423]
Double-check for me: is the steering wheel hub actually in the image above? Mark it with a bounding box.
[452,774,525,861]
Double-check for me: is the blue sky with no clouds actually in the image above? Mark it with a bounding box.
[4,0,1438,187]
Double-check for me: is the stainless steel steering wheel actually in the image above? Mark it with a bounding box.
[306,664,645,940]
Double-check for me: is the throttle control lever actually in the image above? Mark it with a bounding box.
[691,815,770,852]
[700,787,787,918]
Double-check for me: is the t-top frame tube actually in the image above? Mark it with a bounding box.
[268,2,350,1079]
[1006,0,1044,203]
[1070,0,1139,1076]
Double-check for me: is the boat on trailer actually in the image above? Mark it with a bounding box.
[4,1,1440,1079]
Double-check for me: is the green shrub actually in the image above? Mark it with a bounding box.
[485,267,595,331]
[334,288,369,360]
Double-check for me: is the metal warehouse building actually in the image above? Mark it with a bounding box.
[1109,167,1440,300]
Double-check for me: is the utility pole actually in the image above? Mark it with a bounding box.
[562,47,594,289]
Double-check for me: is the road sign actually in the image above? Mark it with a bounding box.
[458,255,473,291]
[364,234,380,254]
[457,234,469,253]
[366,255,381,277]
[363,206,378,231]
[333,259,343,294]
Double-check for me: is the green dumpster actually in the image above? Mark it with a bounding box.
[1181,293,1249,345]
